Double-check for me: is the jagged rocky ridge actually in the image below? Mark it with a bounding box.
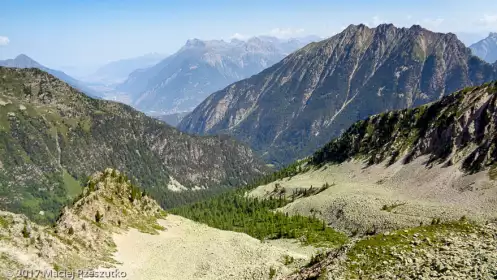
[0,169,167,276]
[470,32,497,63]
[179,24,497,166]
[311,81,497,173]
[0,67,268,223]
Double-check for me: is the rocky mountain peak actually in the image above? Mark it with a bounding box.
[343,23,368,34]
[409,24,424,31]
[470,32,497,63]
[2,54,42,68]
[15,54,36,62]
[179,25,496,166]
[376,23,396,31]
[184,38,207,48]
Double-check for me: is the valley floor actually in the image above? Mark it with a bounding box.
[90,215,316,280]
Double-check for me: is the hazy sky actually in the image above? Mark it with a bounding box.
[0,0,496,74]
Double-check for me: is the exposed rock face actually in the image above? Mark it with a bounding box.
[311,81,497,173]
[117,36,318,114]
[0,67,268,223]
[470,32,497,63]
[0,169,167,277]
[179,24,497,166]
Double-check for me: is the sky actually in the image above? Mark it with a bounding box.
[0,0,497,76]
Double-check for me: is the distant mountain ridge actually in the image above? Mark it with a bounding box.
[156,111,190,127]
[179,24,497,166]
[470,33,497,63]
[0,54,100,98]
[117,36,319,114]
[85,53,168,84]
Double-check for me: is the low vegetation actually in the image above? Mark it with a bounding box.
[489,164,497,180]
[0,67,267,225]
[381,202,406,212]
[345,221,486,278]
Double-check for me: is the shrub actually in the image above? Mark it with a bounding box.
[269,267,277,279]
[283,255,294,265]
[95,210,103,223]
[22,224,30,238]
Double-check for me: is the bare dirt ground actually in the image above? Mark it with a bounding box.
[92,215,317,280]
[249,156,497,234]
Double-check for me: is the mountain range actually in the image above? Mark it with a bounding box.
[0,54,100,98]
[179,24,497,166]
[84,53,168,84]
[470,32,497,63]
[116,36,320,114]
[0,67,267,223]
[2,22,497,279]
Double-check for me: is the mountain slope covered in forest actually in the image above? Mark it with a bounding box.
[0,67,268,223]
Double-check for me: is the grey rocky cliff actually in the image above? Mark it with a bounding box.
[311,81,497,173]
[179,24,497,166]
[470,32,497,63]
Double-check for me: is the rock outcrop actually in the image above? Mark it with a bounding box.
[0,169,166,278]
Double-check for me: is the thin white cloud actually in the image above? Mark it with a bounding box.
[478,14,497,27]
[268,27,305,38]
[230,33,248,40]
[0,36,9,46]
